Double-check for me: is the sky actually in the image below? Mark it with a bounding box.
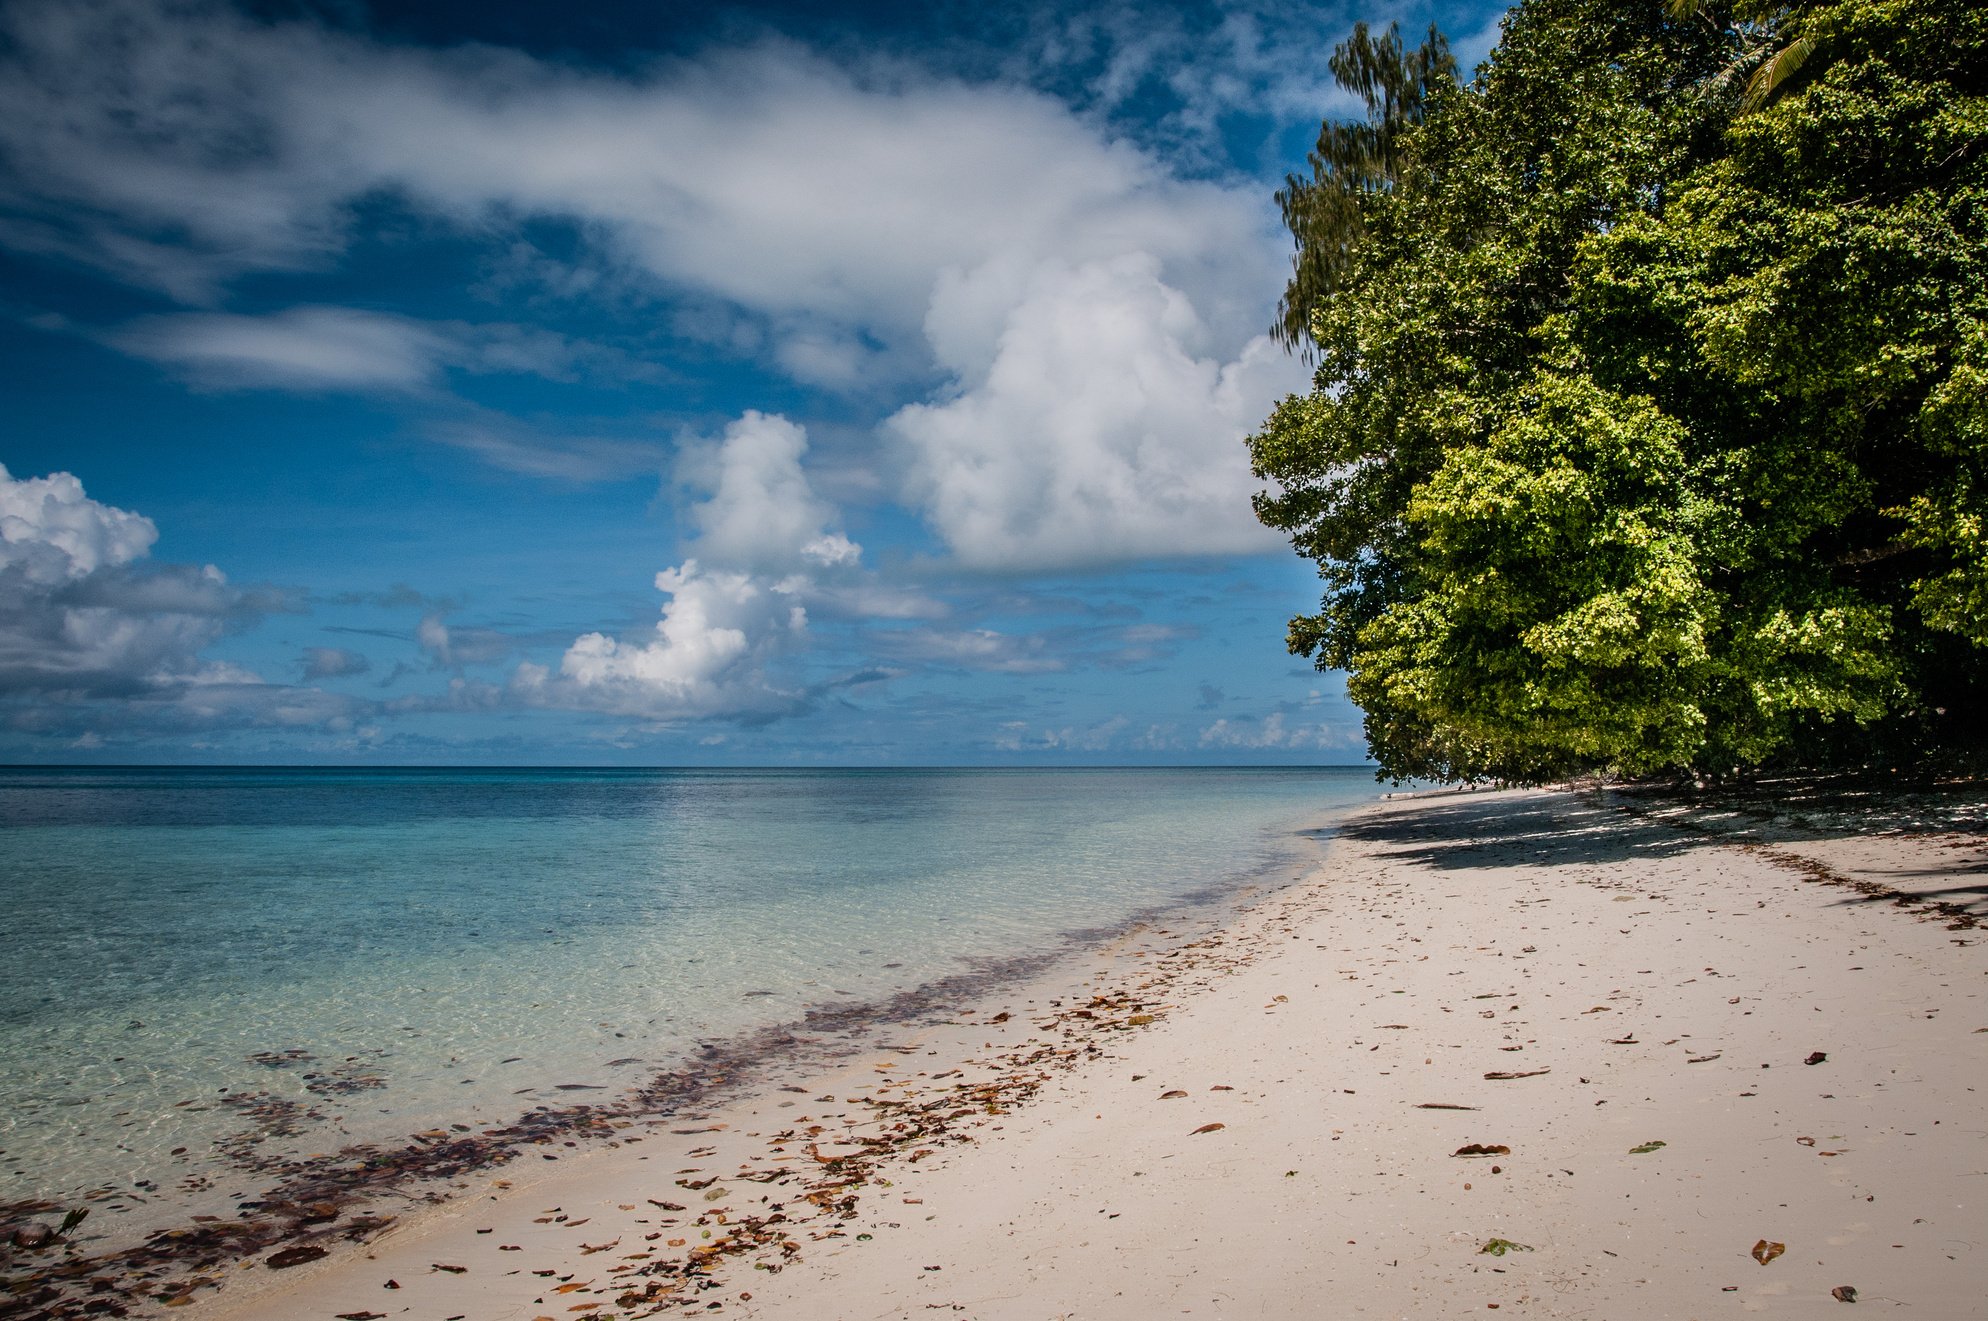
[0,0,1507,765]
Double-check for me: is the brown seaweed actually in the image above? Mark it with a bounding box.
[0,869,1273,1319]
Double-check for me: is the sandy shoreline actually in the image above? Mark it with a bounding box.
[65,785,1988,1319]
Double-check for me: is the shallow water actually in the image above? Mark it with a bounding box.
[0,766,1375,1243]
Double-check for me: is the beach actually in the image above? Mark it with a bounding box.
[0,768,1358,1317]
[173,784,1985,1320]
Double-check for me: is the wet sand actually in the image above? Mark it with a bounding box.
[126,787,1988,1317]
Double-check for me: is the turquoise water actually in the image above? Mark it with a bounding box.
[0,766,1374,1244]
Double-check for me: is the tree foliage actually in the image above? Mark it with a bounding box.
[1273,22,1457,354]
[1252,0,1988,782]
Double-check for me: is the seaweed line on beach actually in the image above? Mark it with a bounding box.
[1725,843,1982,932]
[0,859,1306,1320]
[371,908,1297,1319]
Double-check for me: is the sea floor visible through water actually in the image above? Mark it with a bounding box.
[0,766,1376,1271]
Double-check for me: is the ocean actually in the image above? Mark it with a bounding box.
[0,765,1376,1255]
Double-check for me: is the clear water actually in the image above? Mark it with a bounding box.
[0,766,1374,1244]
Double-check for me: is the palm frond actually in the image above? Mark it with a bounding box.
[1741,34,1815,111]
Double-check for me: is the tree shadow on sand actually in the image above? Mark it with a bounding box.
[1341,793,1693,871]
[1345,786,1988,923]
[1610,772,1988,837]
[1828,875,1988,918]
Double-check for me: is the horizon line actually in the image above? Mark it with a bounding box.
[0,761,1379,772]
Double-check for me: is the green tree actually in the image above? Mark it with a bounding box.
[1251,0,1987,782]
[1272,21,1456,354]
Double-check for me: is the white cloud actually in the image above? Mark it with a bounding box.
[0,0,1314,570]
[0,464,221,694]
[110,306,451,391]
[99,302,674,484]
[892,253,1305,568]
[523,411,887,722]
[869,616,1191,674]
[0,3,1272,333]
[1,465,158,584]
[771,327,894,391]
[1017,1,1367,161]
[1197,711,1362,750]
[423,415,668,483]
[678,412,845,571]
[878,627,1065,674]
[520,560,809,721]
[161,675,365,729]
[0,464,370,739]
[993,715,1130,752]
[109,304,657,395]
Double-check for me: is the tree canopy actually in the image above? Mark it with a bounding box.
[1251,0,1988,783]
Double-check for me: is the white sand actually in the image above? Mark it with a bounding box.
[202,786,1986,1320]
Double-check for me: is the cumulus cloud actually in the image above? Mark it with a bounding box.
[892,253,1305,568]
[1,464,157,582]
[520,561,809,721]
[0,464,219,694]
[0,464,367,740]
[519,411,893,722]
[676,412,852,572]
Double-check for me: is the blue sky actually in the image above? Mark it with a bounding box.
[0,0,1505,765]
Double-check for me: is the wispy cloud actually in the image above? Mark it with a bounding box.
[417,612,517,670]
[108,305,667,394]
[876,627,1066,674]
[1198,711,1362,751]
[0,0,1305,565]
[423,415,668,483]
[993,715,1132,753]
[109,307,454,392]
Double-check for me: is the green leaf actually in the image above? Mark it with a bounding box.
[1252,0,1988,781]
